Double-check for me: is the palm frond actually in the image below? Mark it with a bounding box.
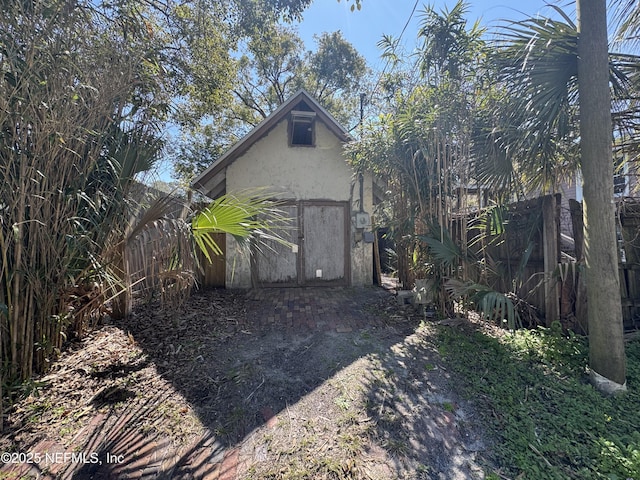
[192,190,293,263]
[124,194,185,244]
[489,9,639,193]
[471,124,517,193]
[418,235,460,270]
[493,15,579,180]
[613,0,640,47]
[445,278,521,329]
[418,222,478,269]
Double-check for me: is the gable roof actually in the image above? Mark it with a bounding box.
[191,89,352,197]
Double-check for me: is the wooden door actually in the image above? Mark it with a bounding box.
[253,201,349,287]
[199,233,226,287]
[254,204,299,286]
[301,202,349,286]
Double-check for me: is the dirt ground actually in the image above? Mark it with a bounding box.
[1,286,489,479]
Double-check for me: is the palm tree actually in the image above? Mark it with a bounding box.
[576,0,626,393]
[479,10,581,195]
[349,1,486,290]
[483,3,629,392]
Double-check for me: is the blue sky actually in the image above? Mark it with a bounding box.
[296,1,574,68]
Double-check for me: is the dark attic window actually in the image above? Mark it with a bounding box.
[289,110,316,146]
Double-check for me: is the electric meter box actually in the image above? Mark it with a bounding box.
[355,212,371,229]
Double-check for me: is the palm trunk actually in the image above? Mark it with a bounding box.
[576,0,626,392]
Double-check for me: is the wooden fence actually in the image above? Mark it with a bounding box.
[118,218,196,316]
[452,195,560,326]
[618,200,640,328]
[452,194,640,331]
[111,190,241,315]
[568,198,640,332]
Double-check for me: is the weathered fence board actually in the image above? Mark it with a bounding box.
[121,218,196,315]
[199,233,226,287]
[453,194,560,325]
[542,195,561,326]
[568,198,640,331]
[452,195,640,331]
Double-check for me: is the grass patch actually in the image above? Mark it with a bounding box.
[437,322,640,479]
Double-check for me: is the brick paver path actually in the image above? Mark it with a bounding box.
[1,285,393,480]
[245,286,387,333]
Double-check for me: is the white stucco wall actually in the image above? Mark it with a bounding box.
[226,120,351,200]
[350,171,374,287]
[224,118,373,288]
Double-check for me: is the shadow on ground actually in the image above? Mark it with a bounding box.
[1,285,489,479]
[359,323,487,479]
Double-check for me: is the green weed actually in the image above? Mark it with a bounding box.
[334,395,350,411]
[442,402,455,412]
[338,432,363,455]
[437,325,640,479]
[384,438,409,456]
[26,400,52,423]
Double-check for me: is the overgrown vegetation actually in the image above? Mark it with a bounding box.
[0,0,310,429]
[350,0,637,389]
[0,0,167,399]
[438,322,640,479]
[2,0,640,472]
[348,1,488,316]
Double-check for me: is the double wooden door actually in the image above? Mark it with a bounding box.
[254,201,349,287]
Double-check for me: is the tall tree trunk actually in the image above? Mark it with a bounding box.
[577,0,626,393]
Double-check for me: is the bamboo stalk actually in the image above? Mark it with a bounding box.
[23,282,34,378]
[0,280,3,432]
[437,134,444,243]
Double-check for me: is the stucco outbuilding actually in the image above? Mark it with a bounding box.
[192,89,375,288]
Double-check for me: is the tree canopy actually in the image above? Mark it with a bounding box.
[172,25,369,183]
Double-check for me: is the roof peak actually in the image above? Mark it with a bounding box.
[191,89,351,196]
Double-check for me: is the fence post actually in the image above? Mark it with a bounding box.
[569,199,588,333]
[111,241,132,319]
[542,195,560,326]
